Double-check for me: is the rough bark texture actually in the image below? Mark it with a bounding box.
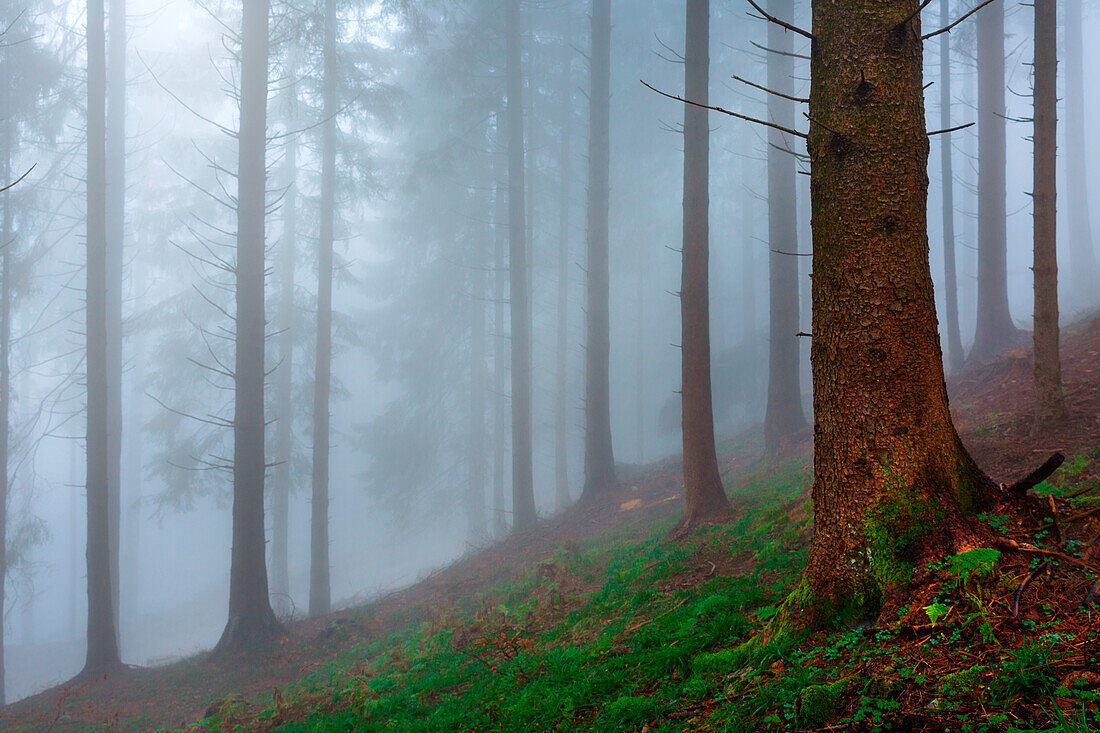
[970,0,1017,365]
[938,0,964,375]
[554,32,572,513]
[763,0,807,459]
[309,0,335,619]
[271,75,297,614]
[581,0,616,502]
[679,0,730,528]
[506,0,536,532]
[84,0,122,674]
[214,0,279,653]
[106,0,125,642]
[1064,0,1100,308]
[791,0,995,623]
[1032,0,1066,432]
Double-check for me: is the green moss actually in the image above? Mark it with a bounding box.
[937,665,987,695]
[795,678,850,726]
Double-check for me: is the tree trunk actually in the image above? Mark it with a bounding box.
[581,0,616,501]
[214,0,279,653]
[741,168,755,345]
[271,72,298,614]
[506,0,536,531]
[0,93,12,705]
[1032,0,1066,432]
[763,0,808,459]
[679,0,730,528]
[970,0,1017,365]
[492,122,509,538]
[791,0,996,624]
[938,0,964,375]
[84,0,122,674]
[1064,0,1100,309]
[309,0,336,618]
[554,31,572,513]
[468,238,488,544]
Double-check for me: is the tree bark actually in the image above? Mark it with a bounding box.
[1032,0,1066,432]
[271,71,297,615]
[84,0,122,674]
[791,0,996,624]
[581,0,616,502]
[309,0,336,618]
[938,0,964,375]
[214,0,279,653]
[106,0,125,645]
[763,0,808,459]
[1064,0,1100,308]
[506,0,536,531]
[679,0,730,528]
[970,0,1018,365]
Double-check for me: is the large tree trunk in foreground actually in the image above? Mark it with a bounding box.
[106,0,125,643]
[679,0,730,528]
[1064,0,1100,309]
[581,0,616,502]
[938,0,964,375]
[1032,0,1066,432]
[215,0,279,653]
[84,0,122,674]
[763,0,807,459]
[505,0,536,532]
[791,0,996,623]
[970,1,1017,365]
[309,0,335,619]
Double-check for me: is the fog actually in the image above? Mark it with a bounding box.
[1,0,1099,704]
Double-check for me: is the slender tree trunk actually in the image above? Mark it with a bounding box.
[741,169,755,345]
[271,75,298,614]
[214,0,279,653]
[309,0,336,618]
[939,0,964,375]
[492,131,509,537]
[789,0,996,625]
[679,0,731,528]
[106,0,125,646]
[554,36,572,512]
[0,94,12,705]
[581,0,616,501]
[970,0,1017,364]
[467,239,488,544]
[84,0,122,674]
[1064,0,1100,308]
[122,335,141,638]
[506,0,536,531]
[763,0,807,459]
[1033,0,1066,432]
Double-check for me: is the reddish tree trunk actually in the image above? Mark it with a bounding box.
[763,0,807,458]
[1032,0,1066,432]
[970,0,1018,364]
[679,0,730,528]
[789,0,996,624]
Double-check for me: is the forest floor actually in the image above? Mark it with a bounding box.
[6,313,1100,732]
